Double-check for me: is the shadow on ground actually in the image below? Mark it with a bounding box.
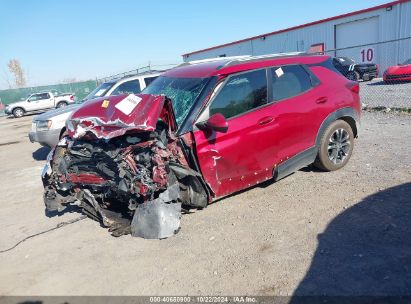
[292,182,411,297]
[32,146,50,161]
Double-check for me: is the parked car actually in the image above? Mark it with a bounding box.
[5,91,75,118]
[383,58,411,83]
[42,53,361,238]
[29,72,161,147]
[332,57,378,81]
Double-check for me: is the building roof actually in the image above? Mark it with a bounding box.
[182,0,410,57]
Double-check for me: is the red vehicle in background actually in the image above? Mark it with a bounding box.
[383,58,411,83]
[42,53,361,238]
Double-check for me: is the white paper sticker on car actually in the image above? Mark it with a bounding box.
[275,67,284,78]
[115,94,142,115]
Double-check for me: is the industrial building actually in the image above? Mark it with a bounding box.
[182,0,411,73]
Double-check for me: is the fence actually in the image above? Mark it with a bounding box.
[0,63,179,115]
[0,80,98,105]
[96,63,179,84]
[322,38,411,110]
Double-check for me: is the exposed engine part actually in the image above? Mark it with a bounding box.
[42,118,208,239]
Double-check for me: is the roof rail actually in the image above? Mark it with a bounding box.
[118,70,164,80]
[178,55,252,67]
[218,51,311,69]
[178,51,319,70]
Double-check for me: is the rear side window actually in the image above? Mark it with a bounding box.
[111,80,141,95]
[271,65,313,101]
[209,69,267,119]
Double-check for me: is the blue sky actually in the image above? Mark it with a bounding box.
[0,0,389,89]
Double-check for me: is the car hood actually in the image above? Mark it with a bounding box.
[7,100,26,108]
[33,104,81,121]
[386,64,411,75]
[67,94,177,140]
[355,63,377,68]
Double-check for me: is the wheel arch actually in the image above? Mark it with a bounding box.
[10,106,27,113]
[56,100,68,106]
[315,107,359,148]
[12,106,26,113]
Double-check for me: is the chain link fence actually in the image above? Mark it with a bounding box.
[96,63,179,84]
[0,80,98,106]
[1,43,410,117]
[323,37,411,111]
[0,63,179,116]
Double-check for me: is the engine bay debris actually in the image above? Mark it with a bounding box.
[42,94,209,239]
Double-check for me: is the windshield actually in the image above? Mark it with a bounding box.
[143,76,210,126]
[79,82,115,103]
[402,58,411,65]
[337,57,355,65]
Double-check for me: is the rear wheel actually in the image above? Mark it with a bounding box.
[314,120,354,171]
[12,107,25,118]
[56,101,68,108]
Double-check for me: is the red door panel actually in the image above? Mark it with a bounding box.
[266,87,332,163]
[193,106,276,198]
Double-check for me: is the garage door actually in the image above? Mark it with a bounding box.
[336,16,379,63]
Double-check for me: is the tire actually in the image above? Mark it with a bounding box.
[314,120,354,172]
[59,128,68,140]
[346,71,359,81]
[56,101,68,108]
[12,107,25,118]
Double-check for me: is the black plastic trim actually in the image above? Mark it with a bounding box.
[315,107,359,148]
[274,147,317,181]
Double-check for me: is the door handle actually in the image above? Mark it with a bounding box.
[316,97,328,104]
[258,116,274,125]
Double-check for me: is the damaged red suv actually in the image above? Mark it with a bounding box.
[42,53,361,239]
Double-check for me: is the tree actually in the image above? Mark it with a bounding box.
[7,59,26,88]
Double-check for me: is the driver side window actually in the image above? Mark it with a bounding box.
[111,80,141,95]
[28,94,40,102]
[209,69,267,119]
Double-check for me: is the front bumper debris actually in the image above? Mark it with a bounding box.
[42,96,209,239]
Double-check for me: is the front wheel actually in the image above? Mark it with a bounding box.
[314,120,354,171]
[346,71,359,81]
[12,107,25,118]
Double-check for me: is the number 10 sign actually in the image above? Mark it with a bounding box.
[360,47,375,63]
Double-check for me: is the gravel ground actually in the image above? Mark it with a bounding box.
[360,78,411,109]
[0,111,410,296]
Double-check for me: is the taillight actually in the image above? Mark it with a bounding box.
[70,95,74,100]
[346,82,359,94]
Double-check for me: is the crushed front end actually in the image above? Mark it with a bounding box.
[42,94,209,239]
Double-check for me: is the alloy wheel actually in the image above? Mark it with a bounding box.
[328,128,351,164]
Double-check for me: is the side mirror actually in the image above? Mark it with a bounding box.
[196,113,228,133]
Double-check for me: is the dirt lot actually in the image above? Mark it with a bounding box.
[0,112,410,296]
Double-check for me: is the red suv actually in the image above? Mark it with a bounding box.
[43,53,361,238]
